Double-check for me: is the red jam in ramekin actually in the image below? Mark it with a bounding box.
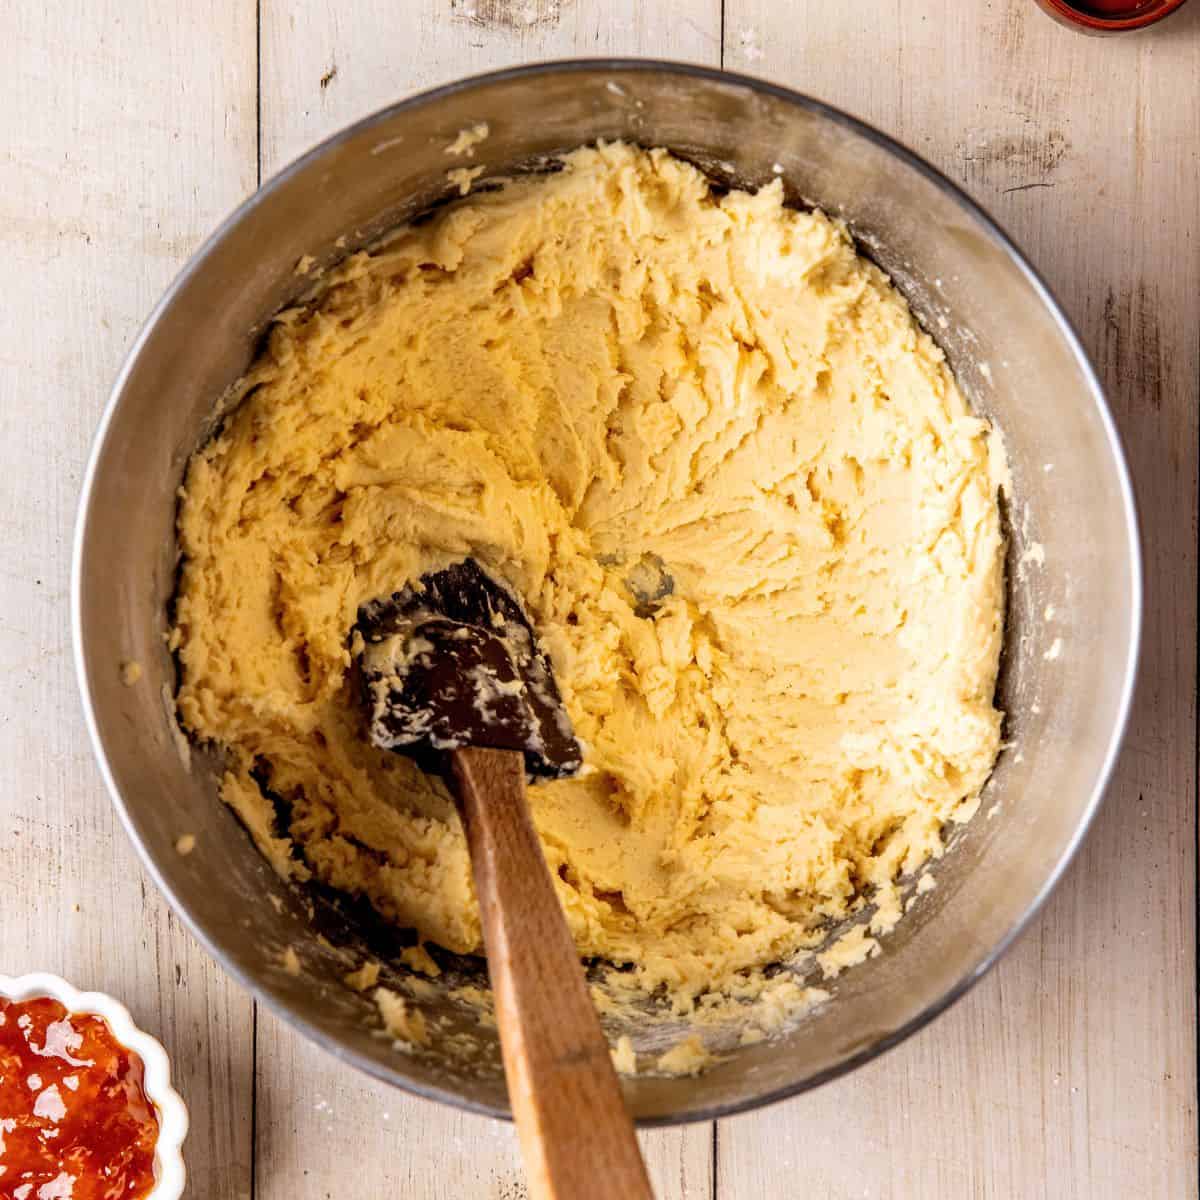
[0,996,159,1199]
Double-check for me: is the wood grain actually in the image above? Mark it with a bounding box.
[2,4,258,1197]
[255,4,721,1197]
[718,3,1199,1197]
[451,747,652,1200]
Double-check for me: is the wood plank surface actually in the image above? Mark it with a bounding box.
[2,4,259,1198]
[717,3,1199,1198]
[3,3,1196,1199]
[255,4,720,1197]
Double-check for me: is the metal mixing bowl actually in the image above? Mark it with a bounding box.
[72,61,1141,1124]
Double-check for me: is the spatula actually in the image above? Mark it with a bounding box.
[356,559,654,1200]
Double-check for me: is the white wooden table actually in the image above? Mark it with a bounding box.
[5,2,1197,1196]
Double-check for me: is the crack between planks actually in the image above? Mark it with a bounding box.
[711,1120,719,1198]
[1194,312,1200,1200]
[250,998,259,1199]
[1194,190,1200,1168]
[255,0,263,187]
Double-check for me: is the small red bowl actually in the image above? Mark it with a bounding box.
[1032,0,1188,32]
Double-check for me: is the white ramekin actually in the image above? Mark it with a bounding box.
[0,972,188,1199]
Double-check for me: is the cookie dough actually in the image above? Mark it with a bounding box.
[174,143,1005,1003]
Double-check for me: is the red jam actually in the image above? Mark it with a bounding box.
[0,997,159,1200]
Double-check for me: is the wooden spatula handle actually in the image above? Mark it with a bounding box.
[451,747,654,1200]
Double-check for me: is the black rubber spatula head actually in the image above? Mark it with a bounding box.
[355,557,583,776]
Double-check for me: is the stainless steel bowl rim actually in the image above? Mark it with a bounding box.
[71,58,1143,1125]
